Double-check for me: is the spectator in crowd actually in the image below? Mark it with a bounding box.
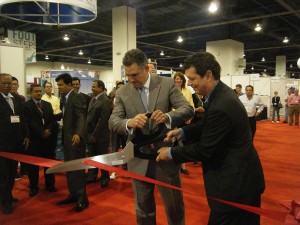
[24,84,58,197]
[0,73,29,214]
[239,85,264,140]
[156,52,265,225]
[288,89,300,126]
[10,76,27,179]
[42,82,61,115]
[235,84,244,97]
[271,91,281,123]
[72,77,90,113]
[173,72,194,175]
[109,49,194,225]
[85,80,111,188]
[55,73,89,212]
[283,88,291,123]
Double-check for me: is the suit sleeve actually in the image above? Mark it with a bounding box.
[24,103,44,138]
[92,98,111,138]
[171,110,231,163]
[74,94,87,139]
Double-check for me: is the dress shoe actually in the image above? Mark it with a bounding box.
[99,178,110,188]
[180,168,190,175]
[2,203,12,214]
[47,187,58,193]
[56,196,76,205]
[29,188,39,197]
[73,202,89,212]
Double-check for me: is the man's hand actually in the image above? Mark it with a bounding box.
[72,134,81,145]
[164,129,181,143]
[151,110,169,125]
[195,107,205,113]
[41,129,52,138]
[127,113,148,128]
[23,138,30,150]
[156,147,170,162]
[255,112,260,117]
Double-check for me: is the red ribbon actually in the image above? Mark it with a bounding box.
[0,151,290,223]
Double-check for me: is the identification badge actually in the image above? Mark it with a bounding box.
[11,115,20,123]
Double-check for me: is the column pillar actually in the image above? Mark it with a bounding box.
[112,6,136,82]
[206,39,244,76]
[275,55,286,77]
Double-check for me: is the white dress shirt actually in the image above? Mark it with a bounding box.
[239,94,264,117]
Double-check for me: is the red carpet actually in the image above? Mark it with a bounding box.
[1,119,299,225]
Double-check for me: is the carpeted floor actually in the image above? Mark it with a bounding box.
[1,119,299,225]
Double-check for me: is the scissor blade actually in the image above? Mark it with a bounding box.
[46,142,134,174]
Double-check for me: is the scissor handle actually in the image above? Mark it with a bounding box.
[132,123,169,160]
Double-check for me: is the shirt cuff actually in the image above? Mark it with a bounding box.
[126,119,134,135]
[179,128,186,141]
[165,113,172,129]
[167,147,173,159]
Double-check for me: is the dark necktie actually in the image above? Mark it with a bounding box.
[37,101,43,117]
[88,97,96,111]
[60,95,66,111]
[5,95,14,112]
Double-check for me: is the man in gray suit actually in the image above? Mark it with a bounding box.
[109,49,194,225]
[55,73,89,212]
[86,80,111,188]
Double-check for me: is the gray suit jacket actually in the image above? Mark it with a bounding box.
[109,75,194,175]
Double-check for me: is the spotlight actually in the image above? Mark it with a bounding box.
[88,59,91,64]
[251,66,254,70]
[208,1,219,13]
[179,63,183,68]
[63,34,69,41]
[61,64,65,70]
[177,36,183,43]
[78,50,83,55]
[261,57,265,62]
[254,24,262,32]
[45,55,49,60]
[160,51,164,56]
[283,37,289,43]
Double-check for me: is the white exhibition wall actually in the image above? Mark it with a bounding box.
[0,45,26,96]
[221,74,300,117]
[26,61,114,94]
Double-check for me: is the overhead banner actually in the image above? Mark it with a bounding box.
[7,30,36,63]
[0,0,97,25]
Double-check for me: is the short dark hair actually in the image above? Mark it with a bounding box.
[246,85,254,91]
[30,84,41,92]
[94,80,105,90]
[12,76,18,83]
[43,81,52,88]
[183,52,221,80]
[72,77,81,84]
[173,72,186,89]
[122,49,148,68]
[236,84,242,88]
[55,73,72,84]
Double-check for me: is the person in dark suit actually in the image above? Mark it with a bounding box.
[156,52,265,225]
[85,80,111,187]
[72,77,90,114]
[0,73,29,214]
[109,49,194,225]
[55,73,89,212]
[271,91,281,123]
[24,84,58,197]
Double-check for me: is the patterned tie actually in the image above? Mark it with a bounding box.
[37,101,43,117]
[139,86,148,112]
[5,96,14,112]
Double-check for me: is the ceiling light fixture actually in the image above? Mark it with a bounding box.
[177,36,183,43]
[261,57,265,62]
[160,50,164,56]
[290,64,293,68]
[283,37,289,43]
[254,24,262,32]
[45,55,49,60]
[208,1,219,13]
[60,64,65,70]
[63,34,69,41]
[78,50,83,55]
[88,59,91,64]
[251,66,254,70]
[179,63,183,68]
